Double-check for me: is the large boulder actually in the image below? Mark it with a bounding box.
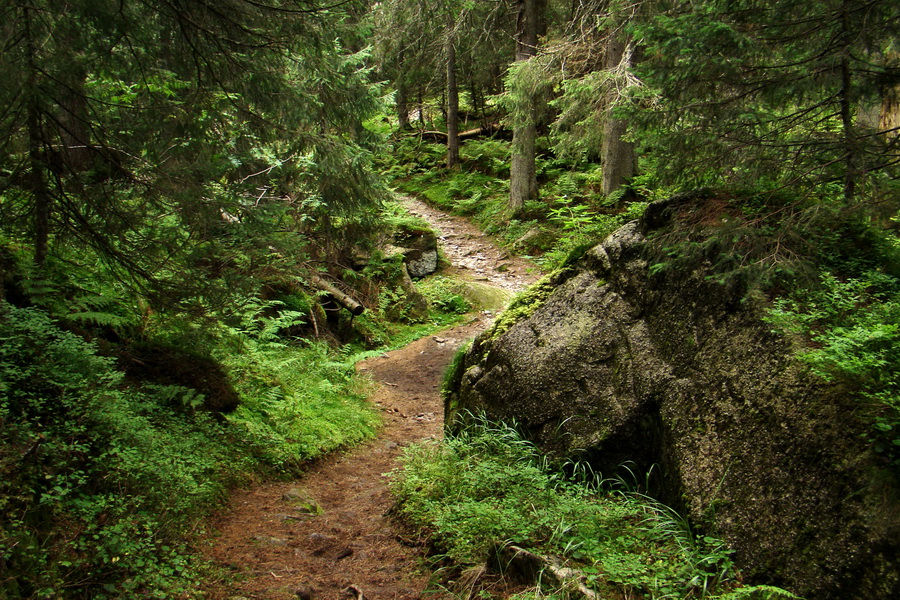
[445,195,900,600]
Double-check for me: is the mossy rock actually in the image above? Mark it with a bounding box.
[446,280,514,312]
[445,198,900,600]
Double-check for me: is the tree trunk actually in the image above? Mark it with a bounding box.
[839,0,857,203]
[509,0,544,213]
[446,37,460,169]
[24,5,50,267]
[57,18,92,172]
[601,34,638,198]
[397,85,410,130]
[879,52,900,139]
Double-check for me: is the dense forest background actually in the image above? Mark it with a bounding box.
[1,0,898,598]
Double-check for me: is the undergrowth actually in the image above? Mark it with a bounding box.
[382,136,647,270]
[389,415,797,599]
[765,269,900,469]
[0,302,251,599]
[0,243,475,597]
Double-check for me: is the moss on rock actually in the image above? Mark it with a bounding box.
[444,195,900,600]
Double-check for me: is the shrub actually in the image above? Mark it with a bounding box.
[0,302,249,599]
[765,270,900,467]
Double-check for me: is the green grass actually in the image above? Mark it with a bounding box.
[389,415,797,600]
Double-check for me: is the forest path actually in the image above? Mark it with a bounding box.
[201,198,540,600]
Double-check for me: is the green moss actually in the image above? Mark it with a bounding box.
[441,340,472,403]
[485,272,562,341]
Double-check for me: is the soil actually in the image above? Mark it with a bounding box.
[200,199,540,600]
[401,197,539,292]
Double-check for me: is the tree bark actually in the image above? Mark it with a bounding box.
[310,275,364,316]
[601,33,638,198]
[397,85,410,130]
[879,52,900,140]
[24,5,50,267]
[446,36,460,169]
[839,0,857,204]
[57,18,92,172]
[509,0,544,213]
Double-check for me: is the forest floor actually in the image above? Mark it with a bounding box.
[200,197,540,600]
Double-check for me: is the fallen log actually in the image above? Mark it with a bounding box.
[491,544,599,600]
[310,275,365,316]
[417,124,502,142]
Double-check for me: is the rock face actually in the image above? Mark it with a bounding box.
[445,196,900,600]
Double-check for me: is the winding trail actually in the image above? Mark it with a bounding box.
[201,198,539,600]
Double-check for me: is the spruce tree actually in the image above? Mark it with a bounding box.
[0,0,387,302]
[630,0,900,207]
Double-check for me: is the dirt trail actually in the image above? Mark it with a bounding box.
[202,200,539,600]
[401,197,537,292]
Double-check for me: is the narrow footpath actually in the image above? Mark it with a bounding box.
[202,198,539,600]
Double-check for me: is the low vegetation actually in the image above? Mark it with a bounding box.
[765,271,900,468]
[383,136,650,270]
[389,415,797,599]
[0,196,471,598]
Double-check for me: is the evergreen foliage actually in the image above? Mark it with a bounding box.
[0,0,388,302]
[629,0,900,206]
[1,0,899,596]
[766,270,900,467]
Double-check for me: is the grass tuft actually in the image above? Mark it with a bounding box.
[389,413,796,599]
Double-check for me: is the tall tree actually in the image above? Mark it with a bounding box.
[370,0,510,168]
[447,31,461,168]
[600,3,640,197]
[0,0,386,302]
[509,0,547,212]
[629,0,900,207]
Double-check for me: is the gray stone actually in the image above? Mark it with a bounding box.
[388,225,440,278]
[405,248,438,278]
[446,195,900,600]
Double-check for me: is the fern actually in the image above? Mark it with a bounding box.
[715,585,800,599]
[67,310,130,328]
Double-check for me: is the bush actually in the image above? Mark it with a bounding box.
[0,302,250,599]
[0,296,385,598]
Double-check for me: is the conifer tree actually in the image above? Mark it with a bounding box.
[630,0,900,206]
[509,0,547,212]
[0,0,386,301]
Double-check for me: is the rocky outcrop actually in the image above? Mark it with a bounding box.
[445,195,900,600]
[387,225,439,278]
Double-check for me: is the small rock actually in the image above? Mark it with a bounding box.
[277,513,307,522]
[335,547,354,560]
[283,488,321,514]
[295,584,315,600]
